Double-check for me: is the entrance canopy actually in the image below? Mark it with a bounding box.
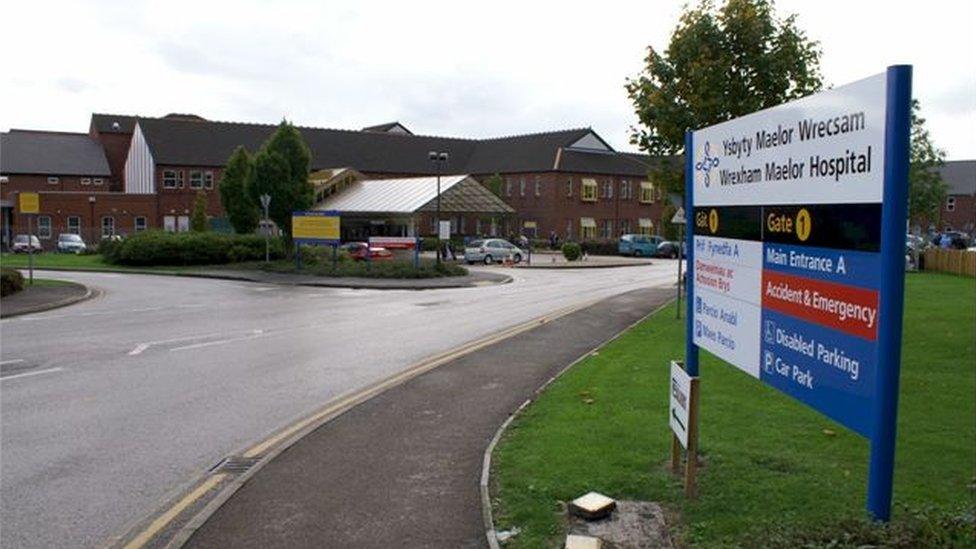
[315,174,513,216]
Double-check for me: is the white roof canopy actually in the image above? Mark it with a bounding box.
[315,174,468,214]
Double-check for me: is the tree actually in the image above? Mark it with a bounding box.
[248,121,314,248]
[625,0,822,194]
[484,173,504,197]
[190,190,209,232]
[220,146,260,234]
[908,99,947,229]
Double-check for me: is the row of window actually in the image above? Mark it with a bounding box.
[33,215,147,239]
[574,218,654,240]
[45,177,105,185]
[162,170,215,190]
[502,176,662,203]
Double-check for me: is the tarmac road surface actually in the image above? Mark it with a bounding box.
[0,263,678,548]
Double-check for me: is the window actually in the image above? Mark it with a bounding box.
[0,176,8,184]
[164,215,176,232]
[602,219,614,239]
[134,216,147,232]
[163,170,178,189]
[81,178,91,185]
[93,178,104,186]
[580,217,596,240]
[519,177,525,197]
[566,178,573,197]
[534,176,541,197]
[619,218,631,234]
[37,216,52,239]
[638,218,653,236]
[101,216,115,238]
[204,171,214,189]
[946,196,956,212]
[177,216,190,232]
[640,181,655,203]
[505,178,512,197]
[581,179,598,202]
[189,171,203,189]
[620,180,632,200]
[48,176,59,185]
[475,218,482,235]
[565,219,573,239]
[67,216,81,235]
[605,180,613,199]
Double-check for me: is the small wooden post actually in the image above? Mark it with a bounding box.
[684,377,700,498]
[670,433,681,474]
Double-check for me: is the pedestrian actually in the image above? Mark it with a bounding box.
[548,230,557,250]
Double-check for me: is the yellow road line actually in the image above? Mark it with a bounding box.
[122,474,226,549]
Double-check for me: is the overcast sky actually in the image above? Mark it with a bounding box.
[2,0,974,158]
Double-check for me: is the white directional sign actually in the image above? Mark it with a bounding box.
[669,361,693,448]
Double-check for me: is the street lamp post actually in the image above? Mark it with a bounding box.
[259,193,271,263]
[428,151,449,265]
[88,195,96,244]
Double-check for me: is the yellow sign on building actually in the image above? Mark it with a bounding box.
[292,211,340,241]
[19,192,40,214]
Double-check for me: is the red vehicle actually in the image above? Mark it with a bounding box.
[341,242,393,261]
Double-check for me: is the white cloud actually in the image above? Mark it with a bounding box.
[1,0,973,158]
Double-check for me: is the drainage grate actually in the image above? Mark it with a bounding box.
[209,455,262,475]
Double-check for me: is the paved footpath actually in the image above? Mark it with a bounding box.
[187,286,673,548]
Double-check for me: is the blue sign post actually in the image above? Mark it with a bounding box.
[683,66,912,521]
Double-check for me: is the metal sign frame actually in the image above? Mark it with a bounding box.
[683,65,912,521]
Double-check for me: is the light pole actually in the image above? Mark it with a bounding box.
[259,193,271,263]
[88,195,96,244]
[428,151,449,264]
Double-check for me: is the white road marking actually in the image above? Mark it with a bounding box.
[169,330,264,352]
[128,344,150,356]
[251,287,279,292]
[126,331,252,356]
[0,367,64,382]
[0,359,26,366]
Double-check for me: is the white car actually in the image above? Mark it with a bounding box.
[464,239,526,265]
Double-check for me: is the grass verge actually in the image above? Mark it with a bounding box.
[261,258,468,279]
[491,272,975,547]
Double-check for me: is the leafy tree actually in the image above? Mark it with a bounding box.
[219,146,260,234]
[484,173,504,197]
[248,121,314,248]
[625,0,822,194]
[908,99,947,229]
[190,190,209,232]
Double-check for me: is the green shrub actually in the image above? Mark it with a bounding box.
[580,240,618,256]
[262,258,467,279]
[1,267,25,297]
[561,242,582,261]
[104,231,285,266]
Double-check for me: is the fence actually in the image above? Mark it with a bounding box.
[922,248,976,277]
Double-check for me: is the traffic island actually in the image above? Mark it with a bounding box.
[0,279,93,318]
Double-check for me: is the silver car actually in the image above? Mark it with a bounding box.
[57,233,87,253]
[464,239,526,265]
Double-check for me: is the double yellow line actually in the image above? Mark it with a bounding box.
[119,297,599,548]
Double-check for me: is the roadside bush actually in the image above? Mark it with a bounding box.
[104,231,285,266]
[262,258,467,279]
[561,242,582,262]
[580,240,618,256]
[1,267,25,297]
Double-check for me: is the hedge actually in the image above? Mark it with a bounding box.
[102,231,285,266]
[1,267,25,297]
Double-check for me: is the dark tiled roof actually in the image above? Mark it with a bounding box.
[362,121,413,134]
[1,131,111,176]
[124,114,656,176]
[940,160,976,196]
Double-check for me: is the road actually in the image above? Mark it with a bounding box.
[0,263,678,548]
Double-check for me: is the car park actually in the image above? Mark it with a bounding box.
[618,234,663,257]
[10,234,42,253]
[464,239,525,265]
[341,242,393,261]
[57,233,87,254]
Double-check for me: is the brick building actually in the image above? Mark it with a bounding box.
[936,160,976,234]
[2,113,669,249]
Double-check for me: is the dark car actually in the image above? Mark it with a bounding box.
[341,242,393,261]
[932,231,971,250]
[654,240,685,259]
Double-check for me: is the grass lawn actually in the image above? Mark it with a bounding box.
[22,278,78,288]
[491,272,975,547]
[1,252,117,270]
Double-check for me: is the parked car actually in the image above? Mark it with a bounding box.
[618,234,663,257]
[341,242,393,261]
[57,233,87,254]
[10,234,41,253]
[654,240,685,259]
[464,239,525,265]
[931,231,971,250]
